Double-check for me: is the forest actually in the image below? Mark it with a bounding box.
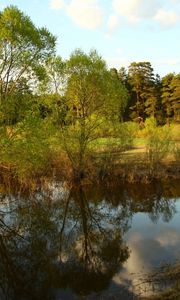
[0,6,179,187]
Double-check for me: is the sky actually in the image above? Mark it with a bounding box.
[1,0,180,76]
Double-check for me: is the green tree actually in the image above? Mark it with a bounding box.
[145,74,164,122]
[37,55,67,124]
[128,62,155,119]
[161,73,175,124]
[0,5,56,123]
[0,114,53,182]
[145,117,172,171]
[39,55,65,95]
[61,49,128,180]
[169,74,180,122]
[118,67,128,86]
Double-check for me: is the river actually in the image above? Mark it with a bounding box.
[0,180,180,300]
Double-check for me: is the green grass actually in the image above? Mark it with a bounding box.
[90,137,129,152]
[133,137,147,147]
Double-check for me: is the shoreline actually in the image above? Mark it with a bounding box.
[0,160,180,191]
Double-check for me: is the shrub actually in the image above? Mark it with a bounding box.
[0,115,53,183]
[173,144,180,162]
[144,117,172,170]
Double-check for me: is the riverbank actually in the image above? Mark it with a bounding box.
[0,122,179,189]
[0,156,180,192]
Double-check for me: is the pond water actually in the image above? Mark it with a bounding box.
[0,180,180,300]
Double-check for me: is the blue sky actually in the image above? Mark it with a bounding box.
[1,0,180,76]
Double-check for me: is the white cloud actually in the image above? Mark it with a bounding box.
[50,0,65,10]
[112,0,161,22]
[156,229,180,247]
[66,0,104,30]
[154,9,179,28]
[112,0,140,23]
[107,14,119,35]
[49,0,180,31]
[112,0,180,29]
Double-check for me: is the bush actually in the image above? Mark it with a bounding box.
[144,117,172,170]
[0,115,53,183]
[173,144,180,162]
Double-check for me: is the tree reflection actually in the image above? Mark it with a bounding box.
[0,180,179,300]
[0,187,130,299]
[57,187,130,294]
[98,182,178,224]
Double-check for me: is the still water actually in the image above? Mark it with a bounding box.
[0,180,180,300]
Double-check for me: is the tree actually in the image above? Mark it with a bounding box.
[128,62,155,119]
[0,5,56,123]
[37,55,67,125]
[144,117,172,171]
[162,72,180,123]
[118,67,128,86]
[161,73,175,123]
[145,74,164,122]
[38,55,65,95]
[61,49,128,180]
[169,74,180,122]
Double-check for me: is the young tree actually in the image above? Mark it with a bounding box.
[61,49,128,180]
[145,117,172,171]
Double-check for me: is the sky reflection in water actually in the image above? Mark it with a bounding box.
[0,180,180,300]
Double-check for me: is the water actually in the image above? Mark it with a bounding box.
[0,180,180,300]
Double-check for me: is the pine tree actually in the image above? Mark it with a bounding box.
[161,73,175,124]
[169,74,180,122]
[127,62,155,120]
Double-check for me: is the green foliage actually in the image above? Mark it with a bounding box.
[128,62,155,119]
[61,49,128,178]
[161,73,180,123]
[169,74,180,122]
[0,4,178,184]
[0,93,33,125]
[0,115,52,181]
[161,73,175,122]
[111,121,137,150]
[0,5,56,107]
[144,117,172,169]
[173,144,180,162]
[38,55,66,94]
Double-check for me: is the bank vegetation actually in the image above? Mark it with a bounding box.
[0,6,179,189]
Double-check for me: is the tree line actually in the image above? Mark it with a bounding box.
[0,5,179,183]
[0,6,179,127]
[111,63,180,124]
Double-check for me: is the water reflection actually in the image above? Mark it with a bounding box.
[0,181,180,300]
